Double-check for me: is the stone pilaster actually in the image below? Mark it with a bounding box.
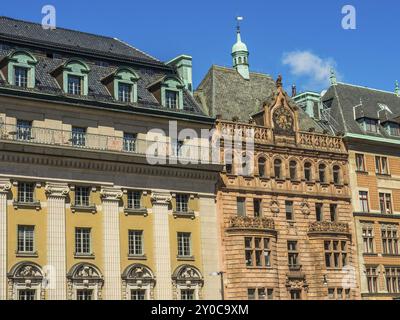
[151,192,172,300]
[45,183,70,300]
[101,187,123,300]
[0,180,11,300]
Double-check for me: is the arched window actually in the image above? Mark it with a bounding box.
[122,264,155,300]
[319,164,327,183]
[304,162,312,182]
[67,263,104,300]
[7,262,44,300]
[258,157,266,177]
[7,51,38,88]
[333,165,341,184]
[172,265,203,300]
[113,68,139,103]
[274,159,282,179]
[289,160,297,180]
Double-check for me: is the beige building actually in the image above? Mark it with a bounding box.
[0,16,222,300]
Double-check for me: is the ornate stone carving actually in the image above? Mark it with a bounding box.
[300,200,311,216]
[172,265,203,285]
[151,192,172,204]
[228,216,275,231]
[100,187,123,201]
[45,183,70,197]
[286,277,309,291]
[298,132,343,152]
[0,180,11,193]
[308,221,350,235]
[122,264,155,283]
[270,197,280,216]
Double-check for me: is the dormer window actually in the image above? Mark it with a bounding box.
[101,68,138,103]
[166,90,178,109]
[2,51,37,88]
[118,83,132,102]
[357,118,378,133]
[385,122,400,136]
[148,75,184,110]
[67,75,83,95]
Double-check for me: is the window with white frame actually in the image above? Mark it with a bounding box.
[375,156,389,175]
[165,90,178,109]
[118,83,132,103]
[379,193,393,214]
[75,186,90,206]
[355,153,366,171]
[177,232,191,257]
[71,127,86,147]
[18,289,36,300]
[17,182,35,203]
[17,225,34,253]
[130,289,146,300]
[325,240,347,269]
[245,237,271,268]
[14,66,28,88]
[76,289,93,300]
[362,224,375,254]
[366,267,378,293]
[123,133,137,152]
[127,190,141,209]
[381,224,399,255]
[359,191,369,213]
[385,267,400,293]
[16,120,32,141]
[176,194,189,212]
[128,230,143,256]
[67,75,83,95]
[75,228,91,255]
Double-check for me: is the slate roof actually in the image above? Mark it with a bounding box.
[0,16,205,118]
[321,83,400,139]
[194,65,324,132]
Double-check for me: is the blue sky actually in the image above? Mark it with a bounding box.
[1,0,398,94]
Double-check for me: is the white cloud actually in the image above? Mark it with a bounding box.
[282,50,339,89]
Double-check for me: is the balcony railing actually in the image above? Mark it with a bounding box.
[228,216,275,231]
[0,124,219,163]
[308,221,350,235]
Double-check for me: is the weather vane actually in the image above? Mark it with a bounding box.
[236,16,243,32]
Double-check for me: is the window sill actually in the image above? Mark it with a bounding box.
[74,253,95,259]
[376,173,391,178]
[363,253,378,257]
[13,201,41,211]
[318,182,330,187]
[16,251,38,258]
[246,266,273,270]
[382,254,400,257]
[274,178,286,182]
[355,170,369,175]
[128,254,147,260]
[173,211,195,219]
[177,255,195,261]
[71,204,97,214]
[124,208,148,217]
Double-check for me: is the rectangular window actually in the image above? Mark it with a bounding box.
[316,203,323,222]
[18,182,35,203]
[245,237,271,268]
[385,267,400,293]
[366,267,378,293]
[253,198,262,217]
[76,289,93,300]
[328,288,350,300]
[71,127,86,147]
[247,288,268,300]
[285,201,294,221]
[388,123,400,136]
[330,204,337,222]
[247,289,256,300]
[75,186,90,207]
[379,193,393,214]
[362,225,374,254]
[177,232,191,257]
[123,133,137,152]
[14,66,28,88]
[237,197,246,216]
[18,289,36,300]
[290,290,302,300]
[375,156,389,175]
[176,194,189,213]
[355,154,365,171]
[16,120,32,141]
[165,90,178,109]
[381,225,399,255]
[131,289,146,300]
[128,230,143,256]
[67,75,82,95]
[127,190,141,209]
[359,191,369,213]
[75,227,91,255]
[118,83,132,102]
[325,240,347,269]
[180,289,195,300]
[267,289,274,300]
[363,118,378,133]
[17,225,34,253]
[288,241,299,270]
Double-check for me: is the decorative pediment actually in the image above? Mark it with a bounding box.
[8,262,43,280]
[122,264,155,283]
[172,265,203,286]
[67,263,103,281]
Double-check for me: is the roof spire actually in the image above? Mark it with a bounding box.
[395,80,399,97]
[330,68,337,86]
[231,16,249,80]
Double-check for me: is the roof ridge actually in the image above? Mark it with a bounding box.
[211,65,273,78]
[113,37,161,63]
[338,81,398,96]
[0,16,119,42]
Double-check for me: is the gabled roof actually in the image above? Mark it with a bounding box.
[321,82,400,138]
[194,65,324,132]
[0,16,163,66]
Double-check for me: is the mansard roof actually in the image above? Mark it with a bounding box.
[0,16,208,121]
[321,82,400,139]
[195,65,324,132]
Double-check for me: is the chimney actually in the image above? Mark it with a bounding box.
[291,85,297,97]
[167,55,193,94]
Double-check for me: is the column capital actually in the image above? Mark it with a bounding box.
[0,180,11,194]
[100,187,123,201]
[151,191,172,204]
[45,183,70,197]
